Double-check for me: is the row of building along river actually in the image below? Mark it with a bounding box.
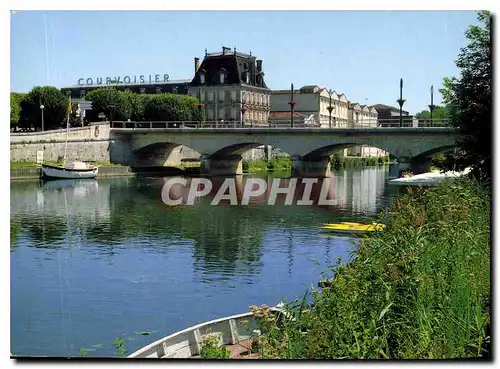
[11,166,404,357]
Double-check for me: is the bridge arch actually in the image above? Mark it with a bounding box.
[131,142,201,167]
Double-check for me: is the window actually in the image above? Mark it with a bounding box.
[219,72,225,84]
[245,72,250,84]
[156,87,162,94]
[80,90,85,98]
[219,108,225,120]
[200,73,205,84]
[172,86,178,94]
[230,107,237,120]
[231,91,237,101]
[219,91,225,102]
[140,88,146,94]
[208,91,214,101]
[200,90,206,102]
[207,108,214,120]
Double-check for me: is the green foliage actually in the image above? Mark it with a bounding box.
[243,156,292,173]
[10,92,26,130]
[143,93,202,122]
[85,89,204,123]
[80,348,88,357]
[113,337,127,357]
[330,152,389,170]
[86,88,132,122]
[20,86,68,131]
[415,105,450,121]
[256,179,491,359]
[200,334,230,359]
[440,11,491,184]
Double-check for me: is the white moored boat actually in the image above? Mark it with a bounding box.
[128,307,283,359]
[41,161,98,180]
[40,96,99,181]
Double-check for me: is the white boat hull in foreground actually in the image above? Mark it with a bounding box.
[41,162,98,180]
[128,308,282,359]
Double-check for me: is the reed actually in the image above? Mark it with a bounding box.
[256,178,491,359]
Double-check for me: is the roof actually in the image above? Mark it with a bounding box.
[190,48,269,90]
[373,104,409,114]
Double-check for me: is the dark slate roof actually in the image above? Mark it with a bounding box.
[190,49,269,90]
[373,104,408,114]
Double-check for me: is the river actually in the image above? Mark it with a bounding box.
[10,167,403,357]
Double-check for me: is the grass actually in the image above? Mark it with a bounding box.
[243,156,291,173]
[253,178,491,359]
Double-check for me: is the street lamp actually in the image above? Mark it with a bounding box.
[326,89,335,128]
[39,103,45,132]
[396,78,406,128]
[107,104,115,125]
[288,83,297,128]
[428,85,436,127]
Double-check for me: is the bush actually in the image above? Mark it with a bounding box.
[257,179,491,359]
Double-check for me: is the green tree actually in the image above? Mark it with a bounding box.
[10,92,26,131]
[143,94,203,121]
[123,91,146,121]
[86,88,132,122]
[20,86,68,131]
[415,105,450,121]
[440,11,491,184]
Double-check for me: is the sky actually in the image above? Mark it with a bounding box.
[10,10,479,114]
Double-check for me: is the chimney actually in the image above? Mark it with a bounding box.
[256,60,262,72]
[194,57,200,73]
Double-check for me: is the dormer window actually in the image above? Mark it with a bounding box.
[200,72,206,84]
[245,71,250,84]
[219,69,227,84]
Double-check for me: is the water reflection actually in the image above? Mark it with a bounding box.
[11,167,402,357]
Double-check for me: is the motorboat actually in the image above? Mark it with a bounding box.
[388,168,471,187]
[128,305,283,359]
[319,221,386,234]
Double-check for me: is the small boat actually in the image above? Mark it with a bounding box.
[320,222,386,234]
[41,161,98,180]
[128,306,283,359]
[388,168,470,187]
[40,97,98,181]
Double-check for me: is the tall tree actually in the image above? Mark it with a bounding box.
[10,92,26,131]
[20,86,68,131]
[440,11,491,184]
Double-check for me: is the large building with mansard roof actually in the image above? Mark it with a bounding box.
[188,47,272,125]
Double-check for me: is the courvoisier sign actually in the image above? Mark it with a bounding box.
[77,74,170,86]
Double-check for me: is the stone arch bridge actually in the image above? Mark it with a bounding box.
[109,127,458,177]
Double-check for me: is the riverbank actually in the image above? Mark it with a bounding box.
[253,179,490,359]
[10,161,202,180]
[243,155,391,174]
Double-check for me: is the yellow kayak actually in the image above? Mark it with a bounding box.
[320,222,386,234]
